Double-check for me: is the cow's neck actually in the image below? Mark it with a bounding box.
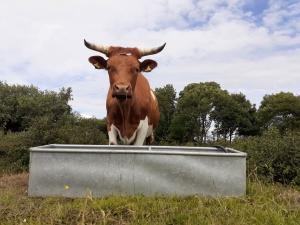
[116,98,136,137]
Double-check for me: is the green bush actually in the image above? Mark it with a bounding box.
[0,131,32,173]
[161,129,300,186]
[27,115,108,146]
[0,82,109,173]
[0,82,72,133]
[55,116,108,145]
[0,115,108,173]
[233,128,300,185]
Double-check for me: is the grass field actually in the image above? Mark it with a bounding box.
[0,173,299,225]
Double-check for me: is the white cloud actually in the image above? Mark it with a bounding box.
[262,0,300,35]
[0,0,300,118]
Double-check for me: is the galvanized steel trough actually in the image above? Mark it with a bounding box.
[28,144,247,197]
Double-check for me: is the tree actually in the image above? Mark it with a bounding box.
[0,82,72,132]
[0,82,38,132]
[238,103,260,136]
[258,92,300,133]
[212,93,258,142]
[154,84,176,143]
[170,82,223,143]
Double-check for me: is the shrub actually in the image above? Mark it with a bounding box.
[0,115,108,173]
[27,115,108,146]
[56,116,108,145]
[0,131,32,173]
[233,128,300,185]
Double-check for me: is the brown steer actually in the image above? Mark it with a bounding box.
[84,40,165,145]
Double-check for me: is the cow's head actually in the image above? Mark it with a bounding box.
[84,40,165,101]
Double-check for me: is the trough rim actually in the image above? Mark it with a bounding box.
[29,144,247,157]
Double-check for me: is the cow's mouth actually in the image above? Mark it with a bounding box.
[113,94,132,100]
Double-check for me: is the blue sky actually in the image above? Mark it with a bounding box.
[243,0,269,15]
[0,0,300,118]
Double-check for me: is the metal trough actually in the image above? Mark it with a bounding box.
[28,144,247,197]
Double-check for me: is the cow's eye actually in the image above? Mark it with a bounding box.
[133,68,139,74]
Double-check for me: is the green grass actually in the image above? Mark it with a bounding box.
[0,174,299,225]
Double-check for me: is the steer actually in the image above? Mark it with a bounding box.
[84,39,165,145]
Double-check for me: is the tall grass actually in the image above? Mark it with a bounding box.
[0,173,299,225]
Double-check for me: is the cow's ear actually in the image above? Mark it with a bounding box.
[88,56,107,69]
[140,59,157,72]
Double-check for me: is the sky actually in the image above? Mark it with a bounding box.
[0,0,300,118]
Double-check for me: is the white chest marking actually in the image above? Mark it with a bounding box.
[108,116,152,145]
[108,125,118,145]
[133,116,149,145]
[115,124,137,145]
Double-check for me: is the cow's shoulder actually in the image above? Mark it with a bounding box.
[134,74,151,102]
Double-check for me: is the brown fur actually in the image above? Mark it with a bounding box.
[106,73,159,139]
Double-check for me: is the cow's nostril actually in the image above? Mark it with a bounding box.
[126,86,130,91]
[115,85,120,90]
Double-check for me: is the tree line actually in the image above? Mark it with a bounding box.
[154,82,300,144]
[0,82,107,140]
[1,80,300,146]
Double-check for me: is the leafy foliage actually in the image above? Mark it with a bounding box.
[154,84,176,143]
[170,82,223,143]
[27,115,108,146]
[212,93,259,142]
[258,92,300,133]
[0,82,72,132]
[0,82,107,173]
[0,131,31,173]
[168,82,258,143]
[233,128,300,185]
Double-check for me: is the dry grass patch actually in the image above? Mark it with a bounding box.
[278,189,300,207]
[0,173,28,191]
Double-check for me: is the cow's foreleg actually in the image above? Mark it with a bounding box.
[108,125,118,145]
[134,117,149,146]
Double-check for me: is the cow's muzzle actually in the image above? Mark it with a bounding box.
[112,84,132,100]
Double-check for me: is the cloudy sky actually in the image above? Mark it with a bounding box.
[1,0,299,118]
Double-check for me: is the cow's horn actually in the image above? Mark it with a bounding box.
[84,39,109,56]
[139,43,166,57]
